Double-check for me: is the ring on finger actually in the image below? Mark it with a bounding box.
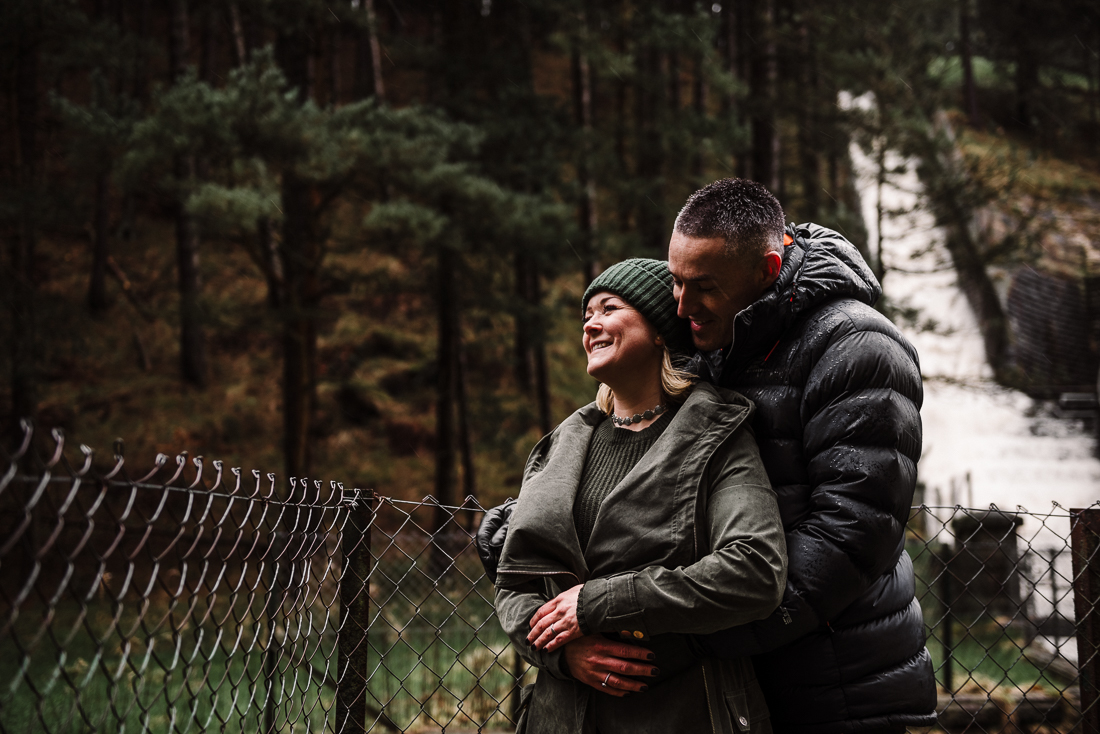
[602,672,611,688]
[550,624,556,635]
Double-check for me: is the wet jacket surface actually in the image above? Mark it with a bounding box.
[694,223,937,733]
[495,383,787,734]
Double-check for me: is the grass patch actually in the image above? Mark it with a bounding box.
[0,611,335,734]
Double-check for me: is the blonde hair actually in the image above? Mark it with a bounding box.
[595,348,696,414]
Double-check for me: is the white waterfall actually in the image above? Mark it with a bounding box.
[849,144,1100,535]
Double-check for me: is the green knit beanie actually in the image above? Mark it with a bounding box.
[582,258,692,354]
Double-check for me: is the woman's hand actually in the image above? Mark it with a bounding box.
[563,636,658,697]
[527,584,583,651]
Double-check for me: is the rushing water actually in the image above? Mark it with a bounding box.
[850,144,1100,534]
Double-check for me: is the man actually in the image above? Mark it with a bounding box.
[478,178,936,733]
[667,178,935,733]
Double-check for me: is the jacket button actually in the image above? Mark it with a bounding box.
[620,630,630,638]
[739,716,748,727]
[633,630,644,639]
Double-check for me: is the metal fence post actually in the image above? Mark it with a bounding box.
[939,543,955,694]
[1071,507,1100,733]
[338,490,373,734]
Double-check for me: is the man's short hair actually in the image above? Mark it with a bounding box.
[673,178,786,261]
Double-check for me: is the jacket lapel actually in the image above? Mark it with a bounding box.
[496,408,600,587]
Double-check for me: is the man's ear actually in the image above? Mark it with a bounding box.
[761,251,782,284]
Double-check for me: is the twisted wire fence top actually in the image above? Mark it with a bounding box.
[1,424,1099,733]
[0,424,359,734]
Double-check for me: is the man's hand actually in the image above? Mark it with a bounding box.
[474,499,515,584]
[528,584,583,651]
[562,636,658,698]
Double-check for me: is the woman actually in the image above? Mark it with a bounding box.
[494,258,786,734]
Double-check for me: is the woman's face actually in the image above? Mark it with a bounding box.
[583,291,663,387]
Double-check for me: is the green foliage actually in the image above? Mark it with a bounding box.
[1,0,1097,495]
[53,71,141,178]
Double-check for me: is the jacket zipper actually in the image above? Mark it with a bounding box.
[702,660,718,733]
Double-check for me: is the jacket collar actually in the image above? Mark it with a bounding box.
[720,222,881,379]
[496,383,753,588]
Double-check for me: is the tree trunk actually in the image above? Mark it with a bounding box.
[456,341,477,529]
[944,224,1009,375]
[169,0,191,75]
[355,0,385,101]
[873,140,888,285]
[258,217,285,308]
[199,4,216,83]
[635,40,666,255]
[572,29,599,284]
[513,254,553,435]
[277,22,314,103]
[827,148,840,210]
[749,0,779,190]
[276,27,319,482]
[531,266,552,437]
[513,252,534,393]
[169,0,208,388]
[174,156,208,387]
[279,171,317,481]
[88,174,111,313]
[328,25,341,106]
[133,0,151,101]
[228,3,247,67]
[1013,26,1039,130]
[431,247,459,574]
[89,0,113,310]
[796,18,820,221]
[1087,26,1099,126]
[668,54,681,114]
[692,53,708,182]
[923,117,1010,375]
[959,0,980,127]
[614,22,628,185]
[725,0,750,178]
[1092,26,1100,126]
[10,29,40,428]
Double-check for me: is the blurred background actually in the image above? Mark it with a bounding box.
[0,0,1097,509]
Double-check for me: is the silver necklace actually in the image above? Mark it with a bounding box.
[611,403,665,426]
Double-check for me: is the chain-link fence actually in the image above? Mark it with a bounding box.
[910,502,1100,732]
[2,425,1099,733]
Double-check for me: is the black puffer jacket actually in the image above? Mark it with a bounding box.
[695,223,936,733]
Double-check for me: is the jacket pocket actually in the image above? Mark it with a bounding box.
[724,687,771,734]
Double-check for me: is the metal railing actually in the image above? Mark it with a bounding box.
[1,426,1098,733]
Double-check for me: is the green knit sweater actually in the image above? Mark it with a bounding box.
[572,408,675,550]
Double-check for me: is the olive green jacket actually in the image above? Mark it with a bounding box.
[495,383,787,734]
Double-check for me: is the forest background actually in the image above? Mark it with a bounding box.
[1,0,1098,512]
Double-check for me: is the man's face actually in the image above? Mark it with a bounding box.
[668,232,768,352]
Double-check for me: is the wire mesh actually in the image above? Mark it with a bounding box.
[2,425,1099,733]
[0,426,351,734]
[362,497,528,733]
[911,503,1100,732]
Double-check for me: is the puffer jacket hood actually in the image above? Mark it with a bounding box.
[721,223,881,379]
[697,222,937,733]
